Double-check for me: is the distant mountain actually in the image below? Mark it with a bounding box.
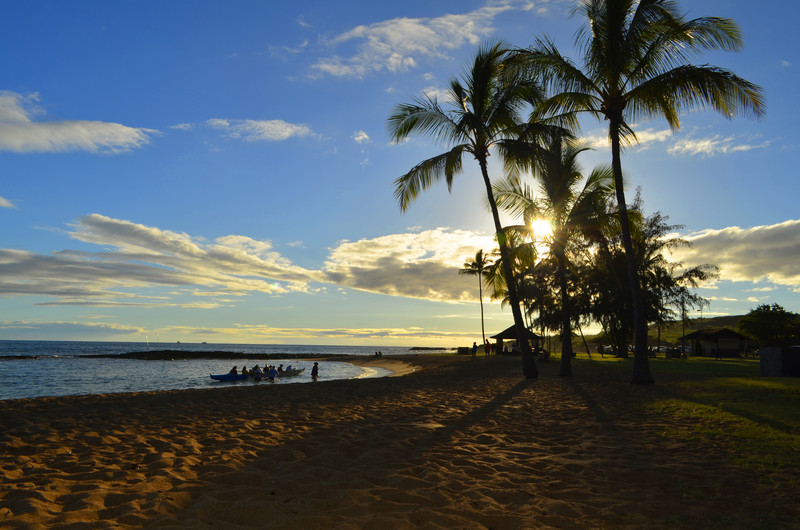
[648,315,746,343]
[576,315,747,348]
[669,315,744,331]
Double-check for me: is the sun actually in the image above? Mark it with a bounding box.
[529,218,553,258]
[530,218,553,239]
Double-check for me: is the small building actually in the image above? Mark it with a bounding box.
[490,325,543,354]
[679,328,750,358]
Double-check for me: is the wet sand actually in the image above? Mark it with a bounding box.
[1,354,796,528]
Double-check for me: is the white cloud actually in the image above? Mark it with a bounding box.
[352,130,370,143]
[581,126,771,158]
[0,214,522,307]
[323,228,495,301]
[206,118,315,141]
[0,214,329,306]
[780,60,791,67]
[0,91,157,154]
[667,134,770,157]
[170,123,194,131]
[580,127,672,151]
[670,220,800,288]
[8,213,800,312]
[310,2,530,78]
[422,85,454,103]
[0,195,16,208]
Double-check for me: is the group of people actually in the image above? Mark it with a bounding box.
[471,340,494,357]
[228,363,279,381]
[228,361,320,381]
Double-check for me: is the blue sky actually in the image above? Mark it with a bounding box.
[1,0,798,346]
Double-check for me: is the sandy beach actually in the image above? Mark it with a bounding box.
[1,354,797,529]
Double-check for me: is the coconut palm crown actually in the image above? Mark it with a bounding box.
[518,0,765,383]
[495,134,614,377]
[388,42,545,378]
[459,249,493,346]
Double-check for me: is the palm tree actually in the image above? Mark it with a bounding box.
[495,133,613,376]
[519,0,765,383]
[459,249,493,345]
[388,42,543,378]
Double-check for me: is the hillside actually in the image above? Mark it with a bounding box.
[568,315,747,352]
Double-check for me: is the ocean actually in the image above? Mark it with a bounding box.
[0,341,445,401]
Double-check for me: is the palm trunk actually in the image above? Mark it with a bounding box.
[578,323,592,359]
[610,122,653,384]
[479,157,537,379]
[479,277,486,344]
[556,245,572,376]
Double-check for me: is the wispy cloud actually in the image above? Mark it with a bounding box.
[0,91,157,154]
[268,39,310,59]
[580,127,673,150]
[582,126,771,158]
[206,118,316,142]
[667,134,771,157]
[0,319,479,344]
[0,320,144,337]
[309,1,534,78]
[0,195,16,208]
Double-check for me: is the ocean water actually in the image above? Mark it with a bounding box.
[0,341,444,401]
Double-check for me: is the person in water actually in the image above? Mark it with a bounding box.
[267,366,278,381]
[241,366,249,376]
[311,362,319,380]
[251,365,262,380]
[229,366,238,375]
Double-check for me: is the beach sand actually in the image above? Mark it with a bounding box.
[1,354,796,529]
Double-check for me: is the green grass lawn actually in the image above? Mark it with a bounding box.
[569,354,800,486]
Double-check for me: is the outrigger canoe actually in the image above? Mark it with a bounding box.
[210,373,249,381]
[210,368,305,381]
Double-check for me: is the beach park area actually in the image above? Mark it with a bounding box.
[1,353,798,529]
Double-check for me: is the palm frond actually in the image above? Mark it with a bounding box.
[627,64,765,126]
[393,145,468,211]
[387,95,463,145]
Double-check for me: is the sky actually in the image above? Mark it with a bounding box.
[1,0,798,347]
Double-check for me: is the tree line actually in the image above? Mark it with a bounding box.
[388,0,764,383]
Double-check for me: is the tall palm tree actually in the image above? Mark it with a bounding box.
[518,0,765,383]
[495,133,613,376]
[459,249,493,345]
[388,42,543,378]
